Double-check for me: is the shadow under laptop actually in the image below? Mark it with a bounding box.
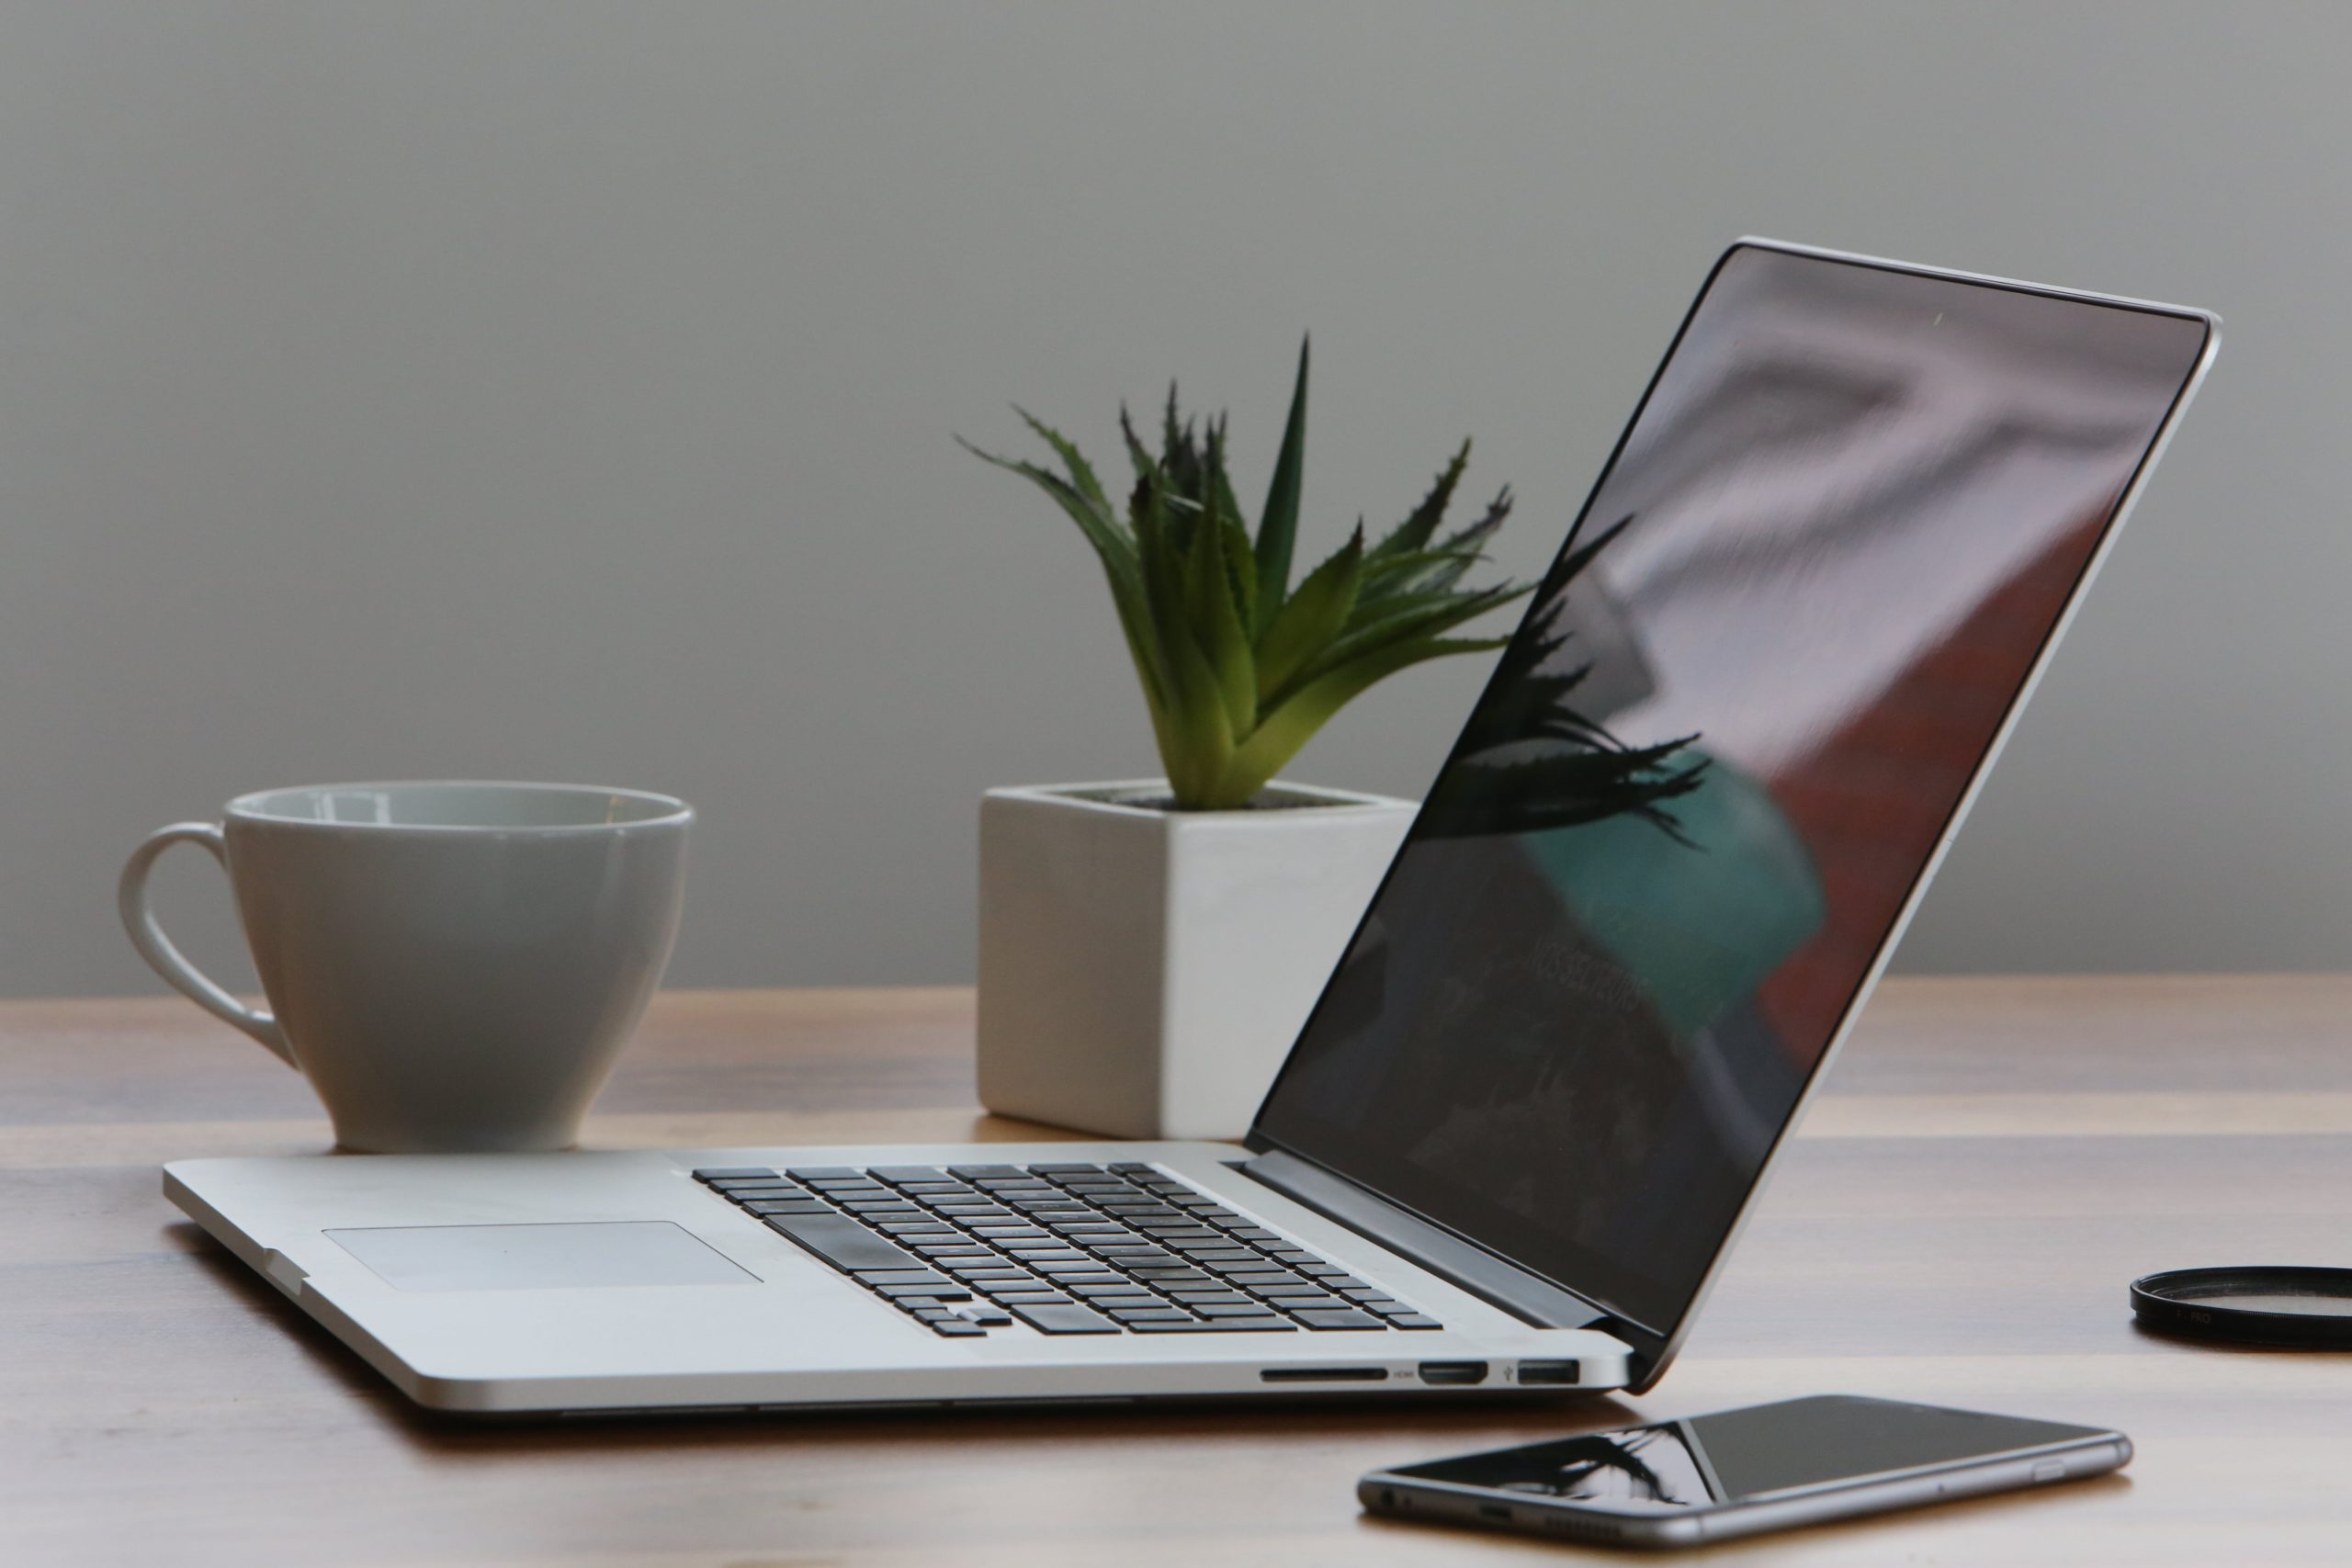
[171,1220,1638,1455]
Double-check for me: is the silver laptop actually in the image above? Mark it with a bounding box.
[166,242,2217,1416]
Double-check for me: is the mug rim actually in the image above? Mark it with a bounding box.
[224,780,695,833]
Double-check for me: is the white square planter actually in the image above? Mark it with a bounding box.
[976,780,1417,1140]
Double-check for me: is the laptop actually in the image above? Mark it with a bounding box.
[165,241,2218,1415]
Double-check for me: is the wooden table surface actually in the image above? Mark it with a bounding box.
[7,976,2352,1566]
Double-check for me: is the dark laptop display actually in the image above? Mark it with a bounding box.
[1253,244,2212,1338]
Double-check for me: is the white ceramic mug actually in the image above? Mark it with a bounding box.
[119,781,693,1153]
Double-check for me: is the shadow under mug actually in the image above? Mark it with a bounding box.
[119,781,693,1153]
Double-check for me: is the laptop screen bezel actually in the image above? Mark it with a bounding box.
[1241,238,2220,1389]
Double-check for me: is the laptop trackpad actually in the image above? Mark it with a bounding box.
[327,1222,758,1292]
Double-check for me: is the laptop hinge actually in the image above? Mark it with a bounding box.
[1238,1150,1613,1332]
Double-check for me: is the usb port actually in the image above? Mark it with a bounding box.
[1515,1359,1580,1385]
[1417,1360,1488,1385]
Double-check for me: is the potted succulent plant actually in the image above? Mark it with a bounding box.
[960,340,1532,1138]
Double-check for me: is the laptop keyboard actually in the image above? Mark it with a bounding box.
[691,1161,1443,1339]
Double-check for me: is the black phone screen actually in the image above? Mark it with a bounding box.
[1386,1395,2108,1510]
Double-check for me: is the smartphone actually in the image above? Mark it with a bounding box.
[1360,1394,2130,1550]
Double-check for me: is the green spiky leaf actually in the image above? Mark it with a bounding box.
[1253,338,1309,626]
[1368,439,1471,560]
[1184,449,1257,736]
[956,436,1162,708]
[1254,525,1363,702]
[1212,635,1506,807]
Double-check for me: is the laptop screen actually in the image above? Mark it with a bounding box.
[1250,244,2211,1337]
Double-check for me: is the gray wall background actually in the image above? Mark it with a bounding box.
[5,2,2342,1000]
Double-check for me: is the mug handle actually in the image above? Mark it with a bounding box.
[118,822,298,1068]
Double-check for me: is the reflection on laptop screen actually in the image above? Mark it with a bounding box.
[1252,244,2211,1336]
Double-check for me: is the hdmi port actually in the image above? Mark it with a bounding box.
[1417,1360,1488,1385]
[1261,1367,1390,1383]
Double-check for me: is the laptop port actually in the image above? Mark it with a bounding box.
[1515,1359,1581,1385]
[1416,1360,1488,1385]
[1260,1367,1390,1383]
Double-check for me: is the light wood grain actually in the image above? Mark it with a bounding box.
[5,976,2350,1567]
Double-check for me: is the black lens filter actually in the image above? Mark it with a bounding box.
[2132,1266,2352,1348]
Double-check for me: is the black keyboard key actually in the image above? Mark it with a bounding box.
[739,1199,830,1216]
[869,1166,946,1184]
[1258,1292,1349,1312]
[1363,1302,1419,1318]
[1390,1314,1442,1330]
[1294,1308,1385,1330]
[1130,1317,1293,1333]
[946,1164,1025,1179]
[855,1269,956,1289]
[1106,1306,1193,1323]
[693,1167,777,1182]
[1025,1162,1108,1176]
[960,1306,1013,1326]
[763,1213,924,1274]
[931,1319,989,1337]
[783,1167,860,1180]
[879,1282,972,1302]
[1108,1162,1159,1174]
[990,1291,1072,1305]
[1007,1302,1119,1335]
